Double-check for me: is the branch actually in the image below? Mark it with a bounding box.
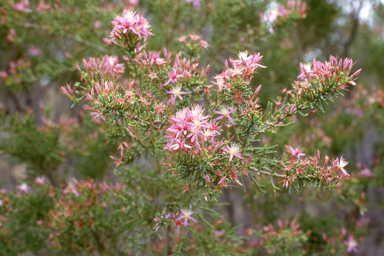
[65,34,109,54]
[343,0,363,57]
[20,22,109,54]
[250,167,286,178]
[4,86,22,112]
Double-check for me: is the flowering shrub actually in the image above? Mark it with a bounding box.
[60,7,363,252]
[63,9,361,202]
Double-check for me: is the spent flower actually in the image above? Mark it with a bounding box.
[215,106,237,125]
[223,143,245,162]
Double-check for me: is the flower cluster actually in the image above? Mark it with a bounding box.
[261,55,361,134]
[0,177,124,252]
[11,0,32,13]
[86,79,139,123]
[177,34,209,56]
[81,55,125,79]
[48,179,124,249]
[163,53,209,91]
[286,56,362,112]
[285,145,306,161]
[260,0,307,29]
[164,106,221,153]
[211,51,266,92]
[61,56,126,102]
[153,208,198,235]
[133,48,209,94]
[297,55,359,83]
[368,89,384,108]
[133,49,169,67]
[321,228,360,254]
[0,59,33,90]
[279,149,350,189]
[258,219,310,255]
[104,10,153,45]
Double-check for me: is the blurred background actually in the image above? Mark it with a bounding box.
[1,0,384,255]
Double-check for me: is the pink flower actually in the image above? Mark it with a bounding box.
[297,62,316,80]
[37,0,51,12]
[0,71,8,80]
[167,86,190,100]
[215,106,237,125]
[249,53,267,69]
[150,51,167,65]
[164,69,183,86]
[108,56,125,74]
[287,146,306,160]
[229,66,244,77]
[211,76,226,91]
[187,128,200,144]
[174,216,182,234]
[35,176,45,185]
[127,0,139,6]
[12,0,32,13]
[201,129,217,141]
[281,176,293,188]
[230,51,252,66]
[229,51,266,70]
[189,34,201,41]
[215,229,226,238]
[186,0,202,8]
[199,40,209,49]
[223,144,245,162]
[177,209,198,226]
[28,47,42,56]
[17,183,31,195]
[107,10,153,43]
[155,102,166,115]
[92,20,102,28]
[208,120,221,134]
[343,235,358,253]
[63,183,79,197]
[190,117,209,130]
[361,168,373,178]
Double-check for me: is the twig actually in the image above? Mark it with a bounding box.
[20,22,109,53]
[66,34,109,54]
[250,167,286,178]
[343,0,363,57]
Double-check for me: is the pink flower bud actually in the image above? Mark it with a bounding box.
[330,55,337,66]
[351,68,362,78]
[35,176,45,185]
[205,174,211,184]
